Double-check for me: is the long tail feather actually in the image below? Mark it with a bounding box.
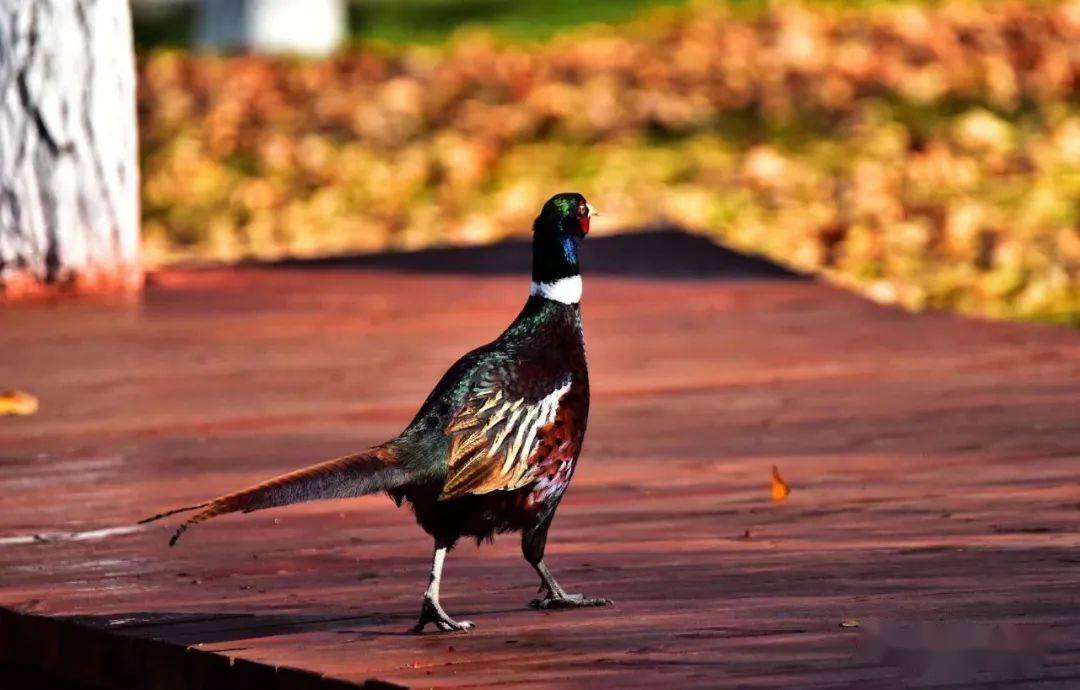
[138,504,209,524]
[143,446,405,547]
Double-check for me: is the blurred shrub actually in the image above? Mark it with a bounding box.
[139,1,1080,324]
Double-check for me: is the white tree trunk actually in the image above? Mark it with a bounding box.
[0,0,139,297]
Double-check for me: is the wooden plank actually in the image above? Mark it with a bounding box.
[1,236,1078,688]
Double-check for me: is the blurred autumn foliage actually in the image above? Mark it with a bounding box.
[139,1,1080,323]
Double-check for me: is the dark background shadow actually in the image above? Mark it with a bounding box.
[272,228,802,281]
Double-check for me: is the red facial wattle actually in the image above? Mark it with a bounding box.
[578,215,590,236]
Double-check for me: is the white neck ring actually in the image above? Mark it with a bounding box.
[530,275,582,305]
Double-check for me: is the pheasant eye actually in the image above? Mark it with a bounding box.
[576,202,588,218]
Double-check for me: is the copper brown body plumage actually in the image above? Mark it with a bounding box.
[142,193,611,632]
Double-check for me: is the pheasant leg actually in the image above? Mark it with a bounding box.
[529,560,612,610]
[412,544,475,632]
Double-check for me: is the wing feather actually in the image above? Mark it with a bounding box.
[505,404,540,473]
[440,376,572,500]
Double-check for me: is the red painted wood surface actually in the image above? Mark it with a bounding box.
[1,242,1079,688]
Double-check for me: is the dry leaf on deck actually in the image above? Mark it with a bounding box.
[771,465,790,502]
[0,390,39,416]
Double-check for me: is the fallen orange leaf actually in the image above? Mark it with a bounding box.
[771,465,790,502]
[0,390,39,416]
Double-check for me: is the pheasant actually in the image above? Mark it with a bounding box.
[142,193,611,632]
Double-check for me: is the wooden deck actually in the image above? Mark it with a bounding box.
[2,234,1079,688]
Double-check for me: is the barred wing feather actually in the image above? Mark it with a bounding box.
[440,377,572,499]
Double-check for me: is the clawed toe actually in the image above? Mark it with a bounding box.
[530,593,613,610]
[412,597,476,633]
[412,616,475,633]
[422,618,474,633]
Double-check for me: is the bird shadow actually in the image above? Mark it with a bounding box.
[62,601,570,646]
[62,610,414,645]
[270,227,802,281]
